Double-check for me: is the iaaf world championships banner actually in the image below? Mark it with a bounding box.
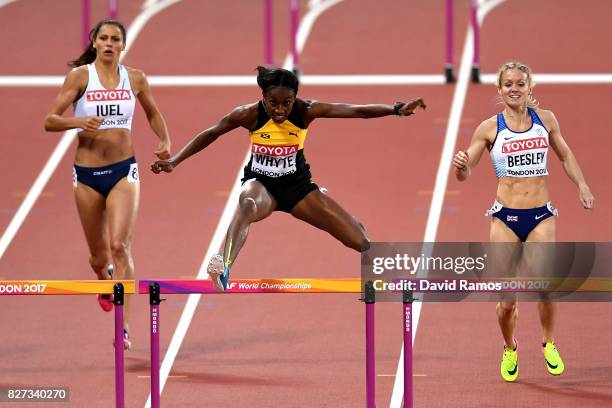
[360,242,612,302]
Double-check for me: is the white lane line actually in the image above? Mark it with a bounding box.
[302,75,444,85]
[124,0,183,55]
[0,0,183,259]
[149,74,444,86]
[388,0,506,407]
[0,75,442,87]
[0,129,76,258]
[483,73,612,84]
[144,1,345,406]
[0,0,17,7]
[143,161,246,408]
[4,73,612,87]
[281,0,344,69]
[142,0,160,8]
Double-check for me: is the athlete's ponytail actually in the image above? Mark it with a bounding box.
[256,66,299,94]
[69,19,127,68]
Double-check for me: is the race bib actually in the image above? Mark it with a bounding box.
[501,137,548,177]
[250,143,298,178]
[127,162,139,183]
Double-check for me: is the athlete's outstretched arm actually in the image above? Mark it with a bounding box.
[303,98,426,124]
[150,104,256,173]
[131,69,171,160]
[544,110,594,209]
[453,117,495,181]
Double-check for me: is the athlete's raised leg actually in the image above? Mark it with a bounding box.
[290,189,369,252]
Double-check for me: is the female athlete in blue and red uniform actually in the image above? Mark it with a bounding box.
[452,61,594,382]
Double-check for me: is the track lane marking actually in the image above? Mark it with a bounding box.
[2,73,612,87]
[388,0,506,406]
[0,0,18,8]
[144,1,347,406]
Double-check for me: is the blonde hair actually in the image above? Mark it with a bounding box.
[496,61,538,108]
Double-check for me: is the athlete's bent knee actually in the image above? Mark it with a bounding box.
[359,239,371,252]
[345,237,370,253]
[89,255,107,271]
[110,240,130,259]
[537,292,551,302]
[238,196,258,217]
[497,302,517,315]
[89,255,109,278]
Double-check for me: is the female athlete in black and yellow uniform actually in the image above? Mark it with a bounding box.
[151,66,425,290]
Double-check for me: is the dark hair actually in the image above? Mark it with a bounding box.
[69,19,127,67]
[256,66,299,94]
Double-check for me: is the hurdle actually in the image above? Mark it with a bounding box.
[445,0,455,83]
[0,280,136,408]
[139,278,414,408]
[470,0,481,83]
[290,0,300,75]
[263,0,274,67]
[445,0,484,83]
[263,0,300,73]
[81,0,121,49]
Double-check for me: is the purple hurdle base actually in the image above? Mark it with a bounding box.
[150,283,162,408]
[403,291,413,408]
[114,283,125,408]
[445,0,455,83]
[264,0,273,66]
[145,280,375,407]
[470,0,481,83]
[364,281,376,408]
[290,0,300,74]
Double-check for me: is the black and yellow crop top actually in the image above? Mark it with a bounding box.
[243,100,311,183]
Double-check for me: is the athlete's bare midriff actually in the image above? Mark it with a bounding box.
[75,128,134,167]
[496,176,549,208]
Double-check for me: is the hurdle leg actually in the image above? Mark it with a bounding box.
[150,283,162,408]
[445,0,455,83]
[403,290,413,408]
[290,0,300,75]
[264,0,273,66]
[470,0,481,83]
[109,0,118,19]
[114,283,125,408]
[82,0,91,50]
[364,281,376,408]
